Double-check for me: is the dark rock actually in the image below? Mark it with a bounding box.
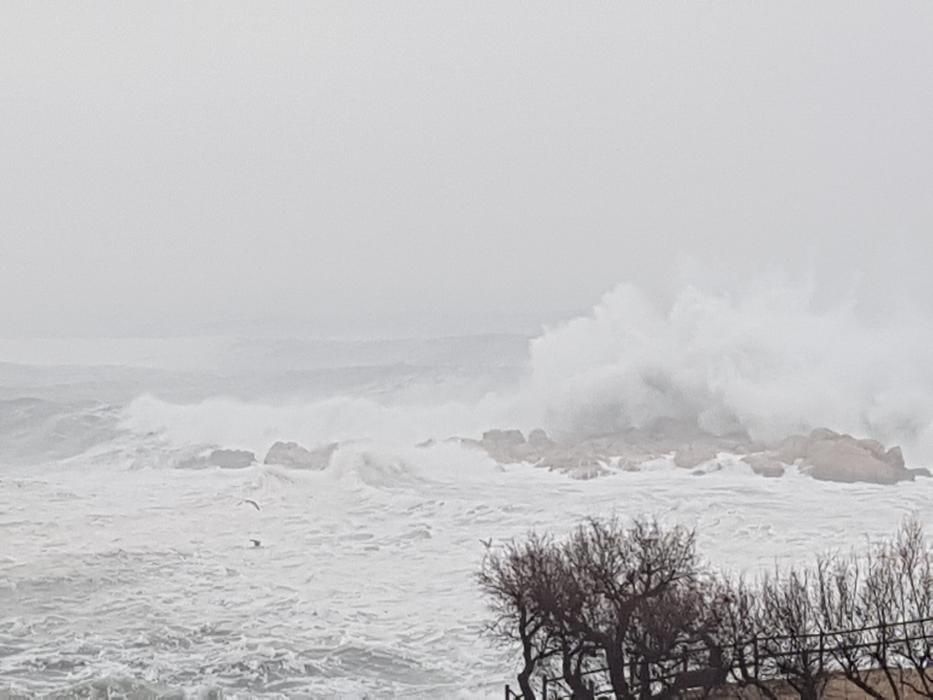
[208,449,256,469]
[741,454,786,478]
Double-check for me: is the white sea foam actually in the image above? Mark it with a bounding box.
[1,282,932,697]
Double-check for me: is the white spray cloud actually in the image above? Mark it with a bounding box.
[524,282,933,461]
[119,279,933,465]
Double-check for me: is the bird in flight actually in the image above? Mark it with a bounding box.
[479,538,493,549]
[249,539,262,547]
[239,499,261,511]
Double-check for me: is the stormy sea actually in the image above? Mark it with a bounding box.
[2,284,932,698]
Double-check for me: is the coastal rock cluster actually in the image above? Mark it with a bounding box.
[444,425,929,485]
[182,426,926,486]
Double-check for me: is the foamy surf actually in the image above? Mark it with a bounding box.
[2,282,933,697]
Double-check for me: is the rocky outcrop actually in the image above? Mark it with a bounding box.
[208,449,256,469]
[264,441,337,470]
[460,428,611,479]
[441,423,923,485]
[769,428,914,484]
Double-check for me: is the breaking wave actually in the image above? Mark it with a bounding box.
[1,281,932,468]
[94,281,933,468]
[524,282,933,462]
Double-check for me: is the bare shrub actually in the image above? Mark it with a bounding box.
[862,516,933,698]
[482,515,933,700]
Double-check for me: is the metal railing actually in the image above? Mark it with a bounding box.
[504,617,932,699]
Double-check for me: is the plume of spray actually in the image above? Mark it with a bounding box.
[522,280,933,463]
[120,272,933,467]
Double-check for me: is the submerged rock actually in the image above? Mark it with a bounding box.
[263,441,337,470]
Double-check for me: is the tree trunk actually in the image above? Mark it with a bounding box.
[517,667,535,700]
[604,647,630,700]
[561,650,594,700]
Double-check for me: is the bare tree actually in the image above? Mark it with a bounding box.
[481,515,931,700]
[531,547,599,700]
[628,579,726,699]
[815,551,900,699]
[715,576,780,700]
[878,516,933,698]
[478,533,562,700]
[550,517,702,700]
[757,566,829,700]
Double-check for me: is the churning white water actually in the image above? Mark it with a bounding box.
[2,284,932,698]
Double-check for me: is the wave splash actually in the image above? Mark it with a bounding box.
[3,281,931,467]
[122,281,933,465]
[523,282,933,462]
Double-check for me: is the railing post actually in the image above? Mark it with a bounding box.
[627,648,637,693]
[818,630,825,671]
[504,683,509,700]
[752,636,759,679]
[541,674,547,700]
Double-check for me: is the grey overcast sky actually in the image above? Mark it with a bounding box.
[2,2,932,337]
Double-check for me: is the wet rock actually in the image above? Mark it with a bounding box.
[801,433,911,484]
[480,429,528,463]
[773,433,812,464]
[537,453,609,480]
[208,449,255,469]
[741,453,786,478]
[765,428,913,484]
[447,422,915,485]
[882,445,905,470]
[527,428,556,450]
[264,441,337,470]
[673,443,719,469]
[691,463,722,476]
[618,458,641,472]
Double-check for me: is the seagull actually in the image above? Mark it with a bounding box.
[480,538,493,549]
[249,539,262,547]
[239,499,261,511]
